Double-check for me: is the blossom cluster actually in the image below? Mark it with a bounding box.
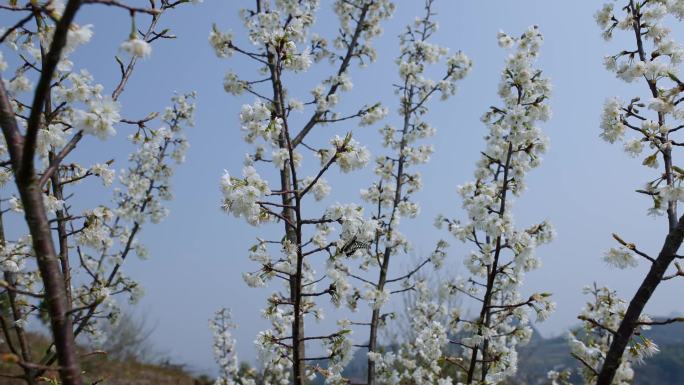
[596,0,684,216]
[368,280,452,385]
[210,309,257,385]
[570,286,658,385]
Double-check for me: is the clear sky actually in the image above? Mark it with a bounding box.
[4,0,684,376]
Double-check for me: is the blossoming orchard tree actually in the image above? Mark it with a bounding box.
[213,0,395,384]
[212,0,561,382]
[441,26,555,385]
[355,1,470,384]
[367,26,554,385]
[0,1,197,384]
[565,1,684,384]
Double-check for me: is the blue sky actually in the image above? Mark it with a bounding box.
[5,0,684,375]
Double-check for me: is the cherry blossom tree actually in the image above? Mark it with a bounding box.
[355,1,470,384]
[361,26,554,385]
[0,1,197,385]
[566,1,684,384]
[213,1,394,384]
[437,26,555,385]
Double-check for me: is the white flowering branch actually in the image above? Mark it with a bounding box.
[437,26,554,385]
[590,1,684,383]
[352,2,471,384]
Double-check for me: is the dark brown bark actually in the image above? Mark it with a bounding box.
[16,178,82,385]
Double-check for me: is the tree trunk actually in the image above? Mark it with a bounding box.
[0,60,83,385]
[16,180,83,385]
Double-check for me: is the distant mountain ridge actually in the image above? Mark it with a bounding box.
[515,319,684,385]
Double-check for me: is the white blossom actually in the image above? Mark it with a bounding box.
[119,38,152,58]
[73,97,121,140]
[220,166,271,226]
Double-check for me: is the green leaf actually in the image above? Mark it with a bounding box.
[642,152,659,169]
